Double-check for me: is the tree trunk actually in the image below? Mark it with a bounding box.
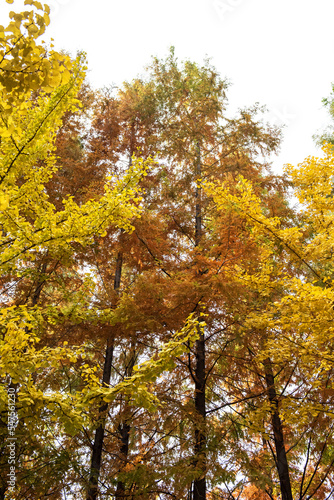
[86,340,115,500]
[195,142,202,247]
[86,249,123,500]
[115,422,131,499]
[193,141,206,500]
[193,331,206,500]
[264,358,293,500]
[115,345,136,499]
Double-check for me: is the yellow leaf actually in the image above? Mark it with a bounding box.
[0,193,9,211]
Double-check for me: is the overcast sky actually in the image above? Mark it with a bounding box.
[2,0,334,173]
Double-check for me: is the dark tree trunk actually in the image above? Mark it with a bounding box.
[264,358,293,500]
[115,422,131,499]
[86,250,123,500]
[193,331,206,500]
[31,260,48,306]
[113,143,135,500]
[115,346,136,499]
[195,142,202,247]
[193,142,206,500]
[86,340,115,500]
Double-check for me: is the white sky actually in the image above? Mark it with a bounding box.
[2,0,334,173]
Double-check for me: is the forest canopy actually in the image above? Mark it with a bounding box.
[1,2,334,500]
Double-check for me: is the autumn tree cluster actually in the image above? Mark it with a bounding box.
[1,2,334,500]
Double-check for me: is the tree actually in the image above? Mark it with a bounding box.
[4,4,324,497]
[204,143,334,499]
[137,49,287,500]
[76,48,290,499]
[0,2,150,498]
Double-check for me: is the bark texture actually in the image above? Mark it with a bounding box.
[193,142,206,500]
[86,250,123,500]
[264,358,293,500]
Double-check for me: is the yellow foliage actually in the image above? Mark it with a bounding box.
[83,313,204,413]
[203,143,334,428]
[0,1,151,438]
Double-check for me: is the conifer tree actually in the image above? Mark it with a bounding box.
[76,48,289,499]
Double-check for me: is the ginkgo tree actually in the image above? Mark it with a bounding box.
[204,143,334,499]
[0,1,151,498]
